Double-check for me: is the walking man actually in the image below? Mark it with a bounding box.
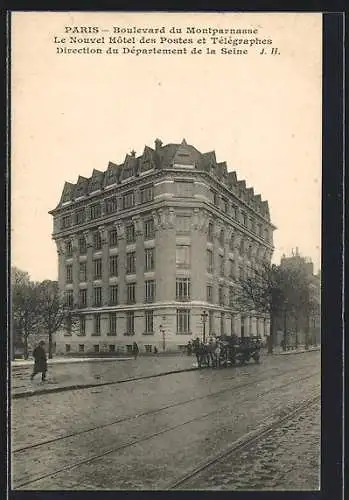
[132,341,139,360]
[30,340,47,382]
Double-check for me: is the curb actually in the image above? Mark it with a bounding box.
[12,367,198,399]
[275,348,320,356]
[12,357,133,369]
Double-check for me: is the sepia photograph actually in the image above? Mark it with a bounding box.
[10,11,323,491]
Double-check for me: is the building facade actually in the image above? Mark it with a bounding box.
[49,139,275,354]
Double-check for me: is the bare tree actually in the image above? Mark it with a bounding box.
[11,267,42,359]
[37,280,78,359]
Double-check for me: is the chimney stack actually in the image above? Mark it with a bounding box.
[155,138,163,151]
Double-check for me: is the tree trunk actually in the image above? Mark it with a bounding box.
[48,331,53,359]
[23,335,29,360]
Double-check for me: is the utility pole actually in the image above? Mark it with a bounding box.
[160,324,165,352]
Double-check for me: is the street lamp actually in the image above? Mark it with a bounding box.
[201,310,208,344]
[159,324,165,352]
[283,299,288,351]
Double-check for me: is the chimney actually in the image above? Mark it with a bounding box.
[155,138,162,151]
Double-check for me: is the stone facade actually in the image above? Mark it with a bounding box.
[49,139,275,354]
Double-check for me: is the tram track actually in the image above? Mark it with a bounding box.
[13,370,320,489]
[13,364,317,453]
[166,394,320,490]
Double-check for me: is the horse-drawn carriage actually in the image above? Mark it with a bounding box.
[192,335,262,369]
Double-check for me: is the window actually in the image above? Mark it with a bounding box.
[93,232,102,250]
[223,199,229,213]
[251,219,256,233]
[144,344,152,353]
[176,278,191,301]
[78,262,86,282]
[94,259,102,279]
[218,285,225,306]
[176,246,190,268]
[140,185,153,203]
[212,191,219,205]
[79,289,87,308]
[220,312,225,335]
[145,310,154,334]
[145,280,156,303]
[145,248,155,271]
[123,191,135,209]
[105,196,118,214]
[109,313,117,335]
[231,206,237,219]
[65,344,71,353]
[126,344,133,353]
[242,213,247,226]
[94,345,100,353]
[78,344,85,353]
[78,235,87,254]
[208,222,214,242]
[126,311,135,334]
[127,283,136,304]
[75,209,85,225]
[176,309,190,334]
[109,255,118,276]
[109,229,118,247]
[219,230,225,248]
[126,252,136,274]
[229,286,234,307]
[66,265,73,283]
[65,290,73,307]
[239,266,245,280]
[90,203,101,220]
[94,287,102,307]
[219,255,224,276]
[79,316,86,336]
[126,223,136,243]
[175,181,193,197]
[144,218,155,239]
[207,249,214,273]
[109,285,118,305]
[176,216,191,234]
[93,314,101,335]
[65,241,73,257]
[109,344,116,352]
[207,285,213,303]
[229,259,235,279]
[61,215,71,229]
[229,236,235,251]
[258,223,263,237]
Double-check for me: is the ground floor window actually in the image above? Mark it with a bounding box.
[108,344,115,352]
[94,344,100,353]
[65,344,71,353]
[126,344,133,353]
[176,309,190,334]
[144,344,152,353]
[78,344,85,353]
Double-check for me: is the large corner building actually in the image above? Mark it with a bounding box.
[49,139,275,355]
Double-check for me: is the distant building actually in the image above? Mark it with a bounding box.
[276,249,321,347]
[49,139,275,355]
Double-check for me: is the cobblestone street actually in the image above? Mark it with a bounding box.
[11,351,320,491]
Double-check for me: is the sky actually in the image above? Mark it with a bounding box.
[11,12,322,281]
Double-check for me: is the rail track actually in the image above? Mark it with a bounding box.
[13,364,316,453]
[13,370,320,489]
[166,394,320,490]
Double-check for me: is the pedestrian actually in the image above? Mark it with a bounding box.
[154,346,158,354]
[132,341,139,360]
[187,341,192,356]
[30,341,47,382]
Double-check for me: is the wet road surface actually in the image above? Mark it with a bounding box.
[12,351,320,490]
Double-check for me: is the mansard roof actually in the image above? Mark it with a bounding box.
[51,138,271,216]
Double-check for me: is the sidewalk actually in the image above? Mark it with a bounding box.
[11,354,197,399]
[12,356,133,368]
[275,346,321,355]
